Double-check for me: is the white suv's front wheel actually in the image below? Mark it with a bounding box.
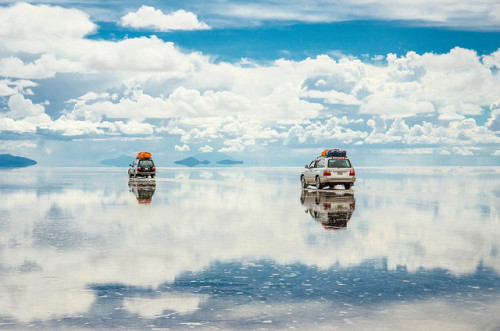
[301,176,307,188]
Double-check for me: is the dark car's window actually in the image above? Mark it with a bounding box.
[328,159,351,168]
[139,160,154,167]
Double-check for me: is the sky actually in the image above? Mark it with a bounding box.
[0,0,500,166]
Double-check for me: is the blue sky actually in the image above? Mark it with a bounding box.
[0,1,500,166]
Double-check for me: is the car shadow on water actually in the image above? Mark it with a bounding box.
[300,189,356,230]
[128,179,156,204]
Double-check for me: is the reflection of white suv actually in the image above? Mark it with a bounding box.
[300,190,355,229]
[301,155,356,189]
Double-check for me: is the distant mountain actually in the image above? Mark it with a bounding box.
[192,152,236,163]
[0,154,37,168]
[100,155,134,167]
[216,159,244,165]
[174,156,244,167]
[174,157,210,167]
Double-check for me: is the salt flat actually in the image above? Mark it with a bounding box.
[0,166,498,330]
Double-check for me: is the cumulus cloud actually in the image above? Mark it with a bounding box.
[5,93,46,119]
[0,54,84,79]
[486,100,500,132]
[120,6,210,31]
[0,3,499,158]
[0,2,96,54]
[453,146,476,156]
[175,144,191,152]
[199,145,214,153]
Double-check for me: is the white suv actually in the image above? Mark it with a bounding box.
[301,155,356,189]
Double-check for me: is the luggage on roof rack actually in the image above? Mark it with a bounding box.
[136,152,152,159]
[322,149,346,157]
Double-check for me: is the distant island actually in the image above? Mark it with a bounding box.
[174,157,244,167]
[0,154,37,168]
[174,157,210,167]
[100,154,244,167]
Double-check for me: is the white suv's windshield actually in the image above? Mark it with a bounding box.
[328,159,351,168]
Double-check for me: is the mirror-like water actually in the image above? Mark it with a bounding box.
[0,167,499,329]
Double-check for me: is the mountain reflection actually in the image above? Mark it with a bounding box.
[128,179,156,204]
[300,189,355,230]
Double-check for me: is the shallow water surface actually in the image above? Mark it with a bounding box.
[0,166,499,329]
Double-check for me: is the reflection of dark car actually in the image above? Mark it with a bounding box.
[128,181,156,204]
[128,158,156,178]
[300,189,355,230]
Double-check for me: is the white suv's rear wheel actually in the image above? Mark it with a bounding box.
[315,176,322,190]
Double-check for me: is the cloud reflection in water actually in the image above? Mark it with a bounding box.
[0,167,498,329]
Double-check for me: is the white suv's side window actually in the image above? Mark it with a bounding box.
[309,160,316,168]
[317,159,325,168]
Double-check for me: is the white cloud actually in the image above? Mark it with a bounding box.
[0,54,84,79]
[6,93,46,119]
[120,6,210,32]
[115,120,154,135]
[486,100,500,131]
[0,2,96,54]
[218,138,246,153]
[199,145,214,153]
[304,89,361,106]
[214,0,500,29]
[453,146,476,156]
[0,3,499,158]
[80,36,208,74]
[483,49,500,69]
[175,144,191,152]
[360,96,435,118]
[0,79,17,96]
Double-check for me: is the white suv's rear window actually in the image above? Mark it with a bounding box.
[328,159,351,168]
[139,160,154,167]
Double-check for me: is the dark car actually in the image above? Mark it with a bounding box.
[128,158,156,178]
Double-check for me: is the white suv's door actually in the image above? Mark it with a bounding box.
[304,160,317,183]
[315,158,326,179]
[306,158,326,183]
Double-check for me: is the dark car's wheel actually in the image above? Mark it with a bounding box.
[344,183,351,189]
[301,175,307,188]
[151,174,155,178]
[315,176,323,190]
